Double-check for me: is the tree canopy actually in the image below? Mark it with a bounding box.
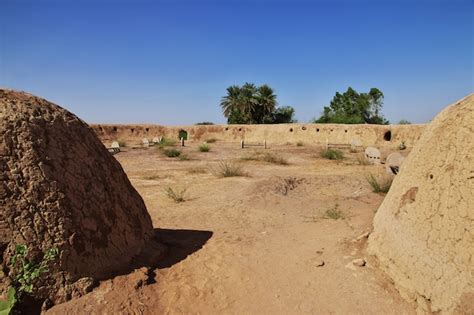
[220,83,295,124]
[313,87,389,124]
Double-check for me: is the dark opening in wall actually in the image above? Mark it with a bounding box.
[238,128,242,131]
[289,128,293,132]
[330,129,333,132]
[113,126,117,132]
[316,128,320,132]
[225,127,229,131]
[384,130,392,141]
[131,128,134,133]
[145,128,149,132]
[302,126,306,130]
[345,130,348,133]
[98,126,103,131]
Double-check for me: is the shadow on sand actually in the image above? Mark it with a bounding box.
[155,228,213,269]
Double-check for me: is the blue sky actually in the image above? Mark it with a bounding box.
[1,0,472,125]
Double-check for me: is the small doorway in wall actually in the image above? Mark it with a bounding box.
[384,130,392,141]
[179,129,188,140]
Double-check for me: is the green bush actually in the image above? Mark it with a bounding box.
[199,144,210,152]
[320,149,344,160]
[163,148,181,158]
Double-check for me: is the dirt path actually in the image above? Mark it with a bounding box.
[48,143,414,314]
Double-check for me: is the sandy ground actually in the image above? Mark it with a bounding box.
[48,141,415,314]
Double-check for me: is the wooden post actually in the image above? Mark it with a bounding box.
[264,139,267,149]
[241,140,244,149]
[181,137,185,147]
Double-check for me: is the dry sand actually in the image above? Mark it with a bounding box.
[48,142,415,314]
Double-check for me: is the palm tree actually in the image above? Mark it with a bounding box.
[220,85,242,118]
[240,83,258,123]
[255,84,277,123]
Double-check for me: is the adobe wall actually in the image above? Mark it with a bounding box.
[90,123,426,149]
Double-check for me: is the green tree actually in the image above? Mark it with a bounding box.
[220,83,284,124]
[313,87,388,124]
[265,106,296,123]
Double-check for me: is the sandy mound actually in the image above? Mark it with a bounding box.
[0,89,165,307]
[368,94,474,313]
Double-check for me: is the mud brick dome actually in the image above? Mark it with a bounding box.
[0,89,164,303]
[369,94,474,313]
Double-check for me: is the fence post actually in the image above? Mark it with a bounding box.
[241,140,244,149]
[264,139,267,149]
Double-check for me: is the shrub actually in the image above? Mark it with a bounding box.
[320,149,344,160]
[199,143,210,152]
[118,140,127,147]
[214,162,245,177]
[10,245,59,295]
[163,148,181,158]
[296,141,304,147]
[157,137,176,148]
[324,204,345,220]
[366,174,393,193]
[205,138,218,143]
[165,187,186,203]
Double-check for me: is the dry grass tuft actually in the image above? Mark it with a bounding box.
[275,177,304,195]
[165,187,187,203]
[366,174,393,193]
[241,152,288,165]
[321,149,344,160]
[214,162,245,177]
[324,204,345,220]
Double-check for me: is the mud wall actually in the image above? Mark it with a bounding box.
[91,123,426,148]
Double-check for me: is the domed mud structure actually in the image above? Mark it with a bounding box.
[0,89,165,306]
[369,94,473,314]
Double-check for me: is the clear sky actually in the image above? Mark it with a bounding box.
[1,0,472,125]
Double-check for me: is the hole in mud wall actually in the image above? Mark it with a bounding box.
[289,128,293,132]
[302,126,306,130]
[429,174,434,179]
[330,129,333,132]
[178,129,188,140]
[131,128,134,133]
[384,130,392,141]
[238,128,242,131]
[146,128,149,132]
[316,128,320,132]
[113,126,117,132]
[98,126,103,131]
[225,127,229,131]
[345,130,348,133]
